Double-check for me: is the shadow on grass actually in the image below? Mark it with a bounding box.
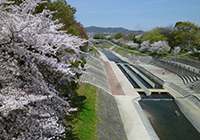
[64,90,87,140]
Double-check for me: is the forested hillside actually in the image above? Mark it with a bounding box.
[85,26,144,34]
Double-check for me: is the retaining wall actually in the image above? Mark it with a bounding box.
[112,47,200,78]
[164,57,200,70]
[154,58,200,77]
[135,64,165,86]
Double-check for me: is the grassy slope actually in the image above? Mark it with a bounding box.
[66,83,127,140]
[74,83,98,140]
[90,47,99,54]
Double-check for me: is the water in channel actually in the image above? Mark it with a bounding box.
[100,48,200,140]
[100,47,127,63]
[140,94,200,140]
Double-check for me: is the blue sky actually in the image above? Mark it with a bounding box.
[52,0,200,31]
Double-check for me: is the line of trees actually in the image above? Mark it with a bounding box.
[101,21,200,56]
[139,22,200,52]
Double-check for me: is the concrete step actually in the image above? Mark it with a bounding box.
[168,83,190,97]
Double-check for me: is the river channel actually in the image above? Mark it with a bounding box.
[100,47,200,140]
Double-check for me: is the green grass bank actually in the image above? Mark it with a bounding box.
[66,83,127,140]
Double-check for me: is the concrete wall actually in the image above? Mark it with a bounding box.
[154,59,200,77]
[164,57,200,70]
[135,64,165,86]
[112,47,200,77]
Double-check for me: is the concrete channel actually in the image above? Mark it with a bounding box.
[81,47,200,140]
[119,63,151,96]
[128,65,155,88]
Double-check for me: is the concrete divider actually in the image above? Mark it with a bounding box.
[119,64,151,96]
[136,64,165,86]
[128,65,155,88]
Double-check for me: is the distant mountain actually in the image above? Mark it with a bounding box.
[85,26,144,34]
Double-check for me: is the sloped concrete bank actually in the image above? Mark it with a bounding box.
[155,58,200,77]
[96,88,127,140]
[112,47,200,77]
[80,53,127,139]
[112,47,154,64]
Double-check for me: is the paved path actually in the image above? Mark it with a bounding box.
[138,63,184,85]
[114,96,153,140]
[104,61,125,95]
[99,50,159,140]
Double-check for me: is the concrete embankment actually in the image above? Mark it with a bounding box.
[175,98,200,133]
[97,88,128,140]
[81,51,159,140]
[111,48,200,133]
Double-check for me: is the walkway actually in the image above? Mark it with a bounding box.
[138,63,184,85]
[99,50,159,140]
[103,61,125,95]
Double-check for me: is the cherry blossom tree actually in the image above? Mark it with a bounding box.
[112,38,127,46]
[126,41,139,49]
[149,41,170,54]
[139,40,150,51]
[135,34,142,42]
[0,0,87,139]
[172,46,181,57]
